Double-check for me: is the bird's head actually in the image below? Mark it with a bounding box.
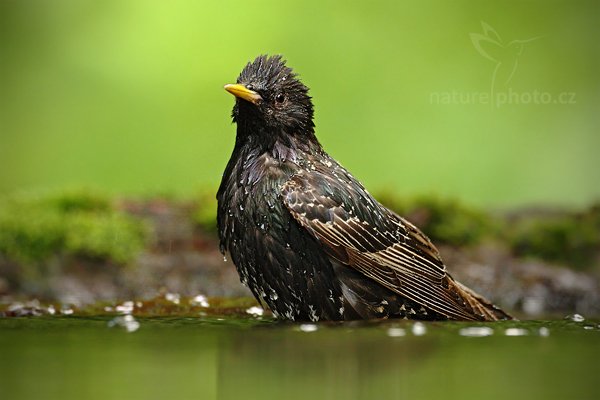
[225,55,315,147]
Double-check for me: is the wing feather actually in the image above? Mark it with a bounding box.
[281,163,497,321]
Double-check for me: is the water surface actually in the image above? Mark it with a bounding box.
[0,317,598,400]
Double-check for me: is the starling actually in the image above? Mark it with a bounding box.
[218,55,512,322]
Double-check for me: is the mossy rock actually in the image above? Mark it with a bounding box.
[0,189,149,266]
[509,205,600,270]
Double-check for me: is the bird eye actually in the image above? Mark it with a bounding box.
[275,94,285,103]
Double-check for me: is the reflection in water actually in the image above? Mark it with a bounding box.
[386,327,407,337]
[458,326,494,337]
[108,315,140,332]
[216,320,599,400]
[504,327,529,336]
[0,318,598,400]
[218,322,438,399]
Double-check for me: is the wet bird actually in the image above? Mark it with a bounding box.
[218,55,512,322]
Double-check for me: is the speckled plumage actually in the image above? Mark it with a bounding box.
[217,55,512,321]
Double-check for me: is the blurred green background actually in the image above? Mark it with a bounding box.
[1,0,598,208]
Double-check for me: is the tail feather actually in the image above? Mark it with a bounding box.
[452,279,513,321]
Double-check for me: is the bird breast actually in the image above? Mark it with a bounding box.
[219,150,295,250]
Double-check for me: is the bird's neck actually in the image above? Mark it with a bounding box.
[235,124,322,163]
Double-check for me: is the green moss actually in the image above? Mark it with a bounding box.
[0,189,148,266]
[2,188,597,274]
[509,205,600,270]
[192,189,218,232]
[0,206,64,264]
[64,212,147,264]
[46,189,112,213]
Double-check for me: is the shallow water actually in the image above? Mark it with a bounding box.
[0,316,598,400]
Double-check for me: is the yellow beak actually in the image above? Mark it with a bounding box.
[224,84,262,105]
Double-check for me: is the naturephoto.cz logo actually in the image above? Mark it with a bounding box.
[430,21,576,107]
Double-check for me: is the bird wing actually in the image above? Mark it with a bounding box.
[281,163,488,320]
